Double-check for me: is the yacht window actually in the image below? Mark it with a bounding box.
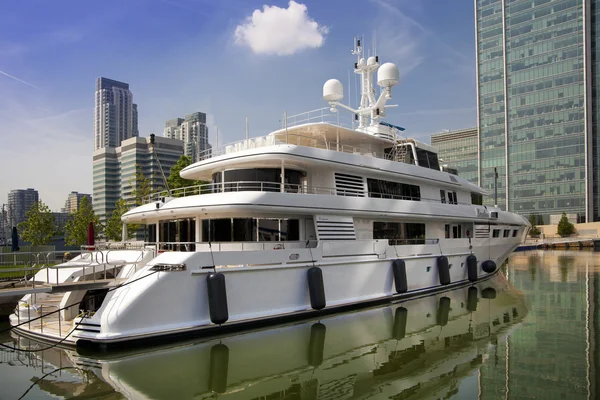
[440,190,446,203]
[445,224,450,238]
[453,225,462,238]
[447,191,458,205]
[374,222,426,244]
[374,222,402,240]
[492,229,500,238]
[367,178,421,201]
[512,229,519,237]
[211,168,304,193]
[202,218,300,242]
[406,223,426,242]
[503,229,510,237]
[415,148,440,171]
[471,193,483,205]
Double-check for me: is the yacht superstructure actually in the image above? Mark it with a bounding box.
[9,39,529,348]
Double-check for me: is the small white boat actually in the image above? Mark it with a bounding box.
[9,39,529,349]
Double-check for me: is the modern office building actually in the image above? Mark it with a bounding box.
[94,78,139,150]
[7,188,39,229]
[93,136,184,227]
[164,112,210,163]
[431,127,479,185]
[475,0,598,223]
[62,191,92,214]
[52,212,70,232]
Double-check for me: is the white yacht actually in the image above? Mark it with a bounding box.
[9,40,529,348]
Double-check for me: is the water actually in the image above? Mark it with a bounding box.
[0,250,597,400]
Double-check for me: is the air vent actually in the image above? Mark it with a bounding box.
[475,225,490,238]
[334,173,365,197]
[315,216,356,240]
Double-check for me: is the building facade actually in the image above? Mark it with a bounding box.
[163,112,210,163]
[93,136,184,227]
[62,191,92,214]
[94,77,139,150]
[7,188,39,229]
[431,127,479,185]
[475,0,600,223]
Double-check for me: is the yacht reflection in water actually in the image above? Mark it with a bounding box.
[9,273,527,399]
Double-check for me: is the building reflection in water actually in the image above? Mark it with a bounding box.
[479,250,600,400]
[2,272,529,399]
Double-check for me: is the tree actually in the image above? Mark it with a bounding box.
[64,196,103,246]
[105,199,138,241]
[557,212,575,237]
[167,155,203,196]
[130,166,155,207]
[529,213,541,237]
[18,201,56,245]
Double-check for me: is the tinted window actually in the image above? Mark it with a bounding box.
[211,168,304,192]
[415,148,440,171]
[493,229,500,238]
[367,178,421,201]
[471,193,483,205]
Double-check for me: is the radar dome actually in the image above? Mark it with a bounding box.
[323,79,344,102]
[367,56,377,66]
[377,62,400,88]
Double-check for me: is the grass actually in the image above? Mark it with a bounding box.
[0,264,48,280]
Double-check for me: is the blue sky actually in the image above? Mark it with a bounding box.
[0,0,477,211]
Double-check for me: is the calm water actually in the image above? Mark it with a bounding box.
[0,250,598,400]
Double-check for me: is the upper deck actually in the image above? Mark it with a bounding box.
[192,108,440,171]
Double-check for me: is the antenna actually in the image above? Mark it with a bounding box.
[149,133,171,197]
[323,37,400,134]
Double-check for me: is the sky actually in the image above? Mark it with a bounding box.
[0,0,477,211]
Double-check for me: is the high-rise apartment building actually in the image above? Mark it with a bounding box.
[93,136,184,226]
[431,127,479,185]
[475,0,598,223]
[7,188,39,228]
[62,191,92,213]
[164,112,210,163]
[94,78,139,150]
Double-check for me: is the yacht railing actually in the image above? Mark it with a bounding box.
[196,132,393,162]
[144,181,473,206]
[279,107,352,129]
[150,238,441,254]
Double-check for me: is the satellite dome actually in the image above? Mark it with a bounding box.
[367,56,377,66]
[377,62,400,88]
[323,79,344,102]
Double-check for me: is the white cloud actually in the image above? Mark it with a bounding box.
[234,1,328,56]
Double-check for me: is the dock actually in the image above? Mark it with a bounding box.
[516,237,600,251]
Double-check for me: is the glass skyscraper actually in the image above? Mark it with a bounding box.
[476,0,596,223]
[431,127,479,185]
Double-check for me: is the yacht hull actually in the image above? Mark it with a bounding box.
[9,240,516,350]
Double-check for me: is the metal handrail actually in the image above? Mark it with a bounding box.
[195,132,398,164]
[388,238,440,245]
[144,181,474,206]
